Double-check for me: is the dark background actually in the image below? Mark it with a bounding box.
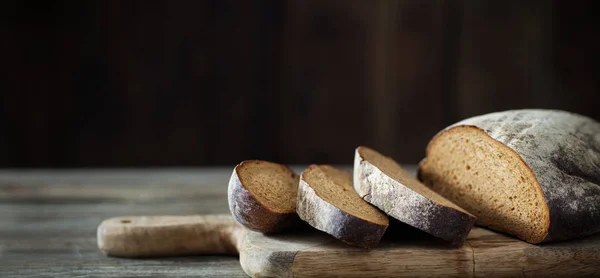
[1,0,598,168]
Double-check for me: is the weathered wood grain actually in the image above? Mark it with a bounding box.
[290,233,473,277]
[98,215,246,257]
[0,168,252,277]
[241,222,600,277]
[0,167,357,277]
[96,214,600,277]
[0,257,244,278]
[469,228,600,278]
[3,167,598,277]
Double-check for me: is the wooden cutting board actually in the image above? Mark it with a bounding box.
[97,214,600,277]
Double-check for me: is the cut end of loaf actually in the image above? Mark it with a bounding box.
[419,126,550,244]
[228,160,299,233]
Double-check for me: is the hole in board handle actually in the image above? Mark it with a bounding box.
[121,220,131,224]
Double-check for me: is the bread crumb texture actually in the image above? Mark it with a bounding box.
[237,160,299,213]
[301,165,388,225]
[296,165,389,248]
[420,109,600,243]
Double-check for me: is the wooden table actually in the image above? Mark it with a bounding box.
[0,166,375,277]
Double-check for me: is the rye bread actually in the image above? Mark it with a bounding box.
[418,109,600,244]
[228,160,299,233]
[354,146,476,245]
[296,165,389,248]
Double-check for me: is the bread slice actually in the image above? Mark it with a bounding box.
[354,146,476,245]
[228,160,299,233]
[296,165,389,248]
[418,109,600,244]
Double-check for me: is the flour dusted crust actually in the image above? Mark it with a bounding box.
[228,161,299,233]
[420,109,600,243]
[354,147,476,245]
[296,165,388,248]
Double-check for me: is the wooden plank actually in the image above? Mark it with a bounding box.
[290,235,473,277]
[0,168,233,188]
[0,168,232,202]
[452,1,600,123]
[368,0,448,163]
[0,169,240,277]
[551,0,600,121]
[0,167,417,277]
[469,225,600,277]
[455,1,557,120]
[0,211,246,276]
[242,223,600,277]
[0,166,368,187]
[75,0,219,166]
[0,201,228,221]
[277,0,374,164]
[3,1,600,169]
[368,0,399,159]
[97,216,598,277]
[278,1,448,164]
[0,168,241,277]
[0,256,245,278]
[0,1,17,167]
[0,1,87,167]
[1,0,284,167]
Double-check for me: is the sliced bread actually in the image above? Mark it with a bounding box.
[296,165,389,248]
[418,109,600,244]
[354,146,476,245]
[228,160,299,233]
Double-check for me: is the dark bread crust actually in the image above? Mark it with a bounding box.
[296,165,388,248]
[419,109,600,243]
[409,196,475,245]
[227,160,299,233]
[354,146,476,245]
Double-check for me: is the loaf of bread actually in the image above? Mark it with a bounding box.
[228,160,299,233]
[418,109,600,244]
[296,165,389,248]
[354,146,476,245]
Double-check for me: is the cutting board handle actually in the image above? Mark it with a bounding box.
[97,214,246,258]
